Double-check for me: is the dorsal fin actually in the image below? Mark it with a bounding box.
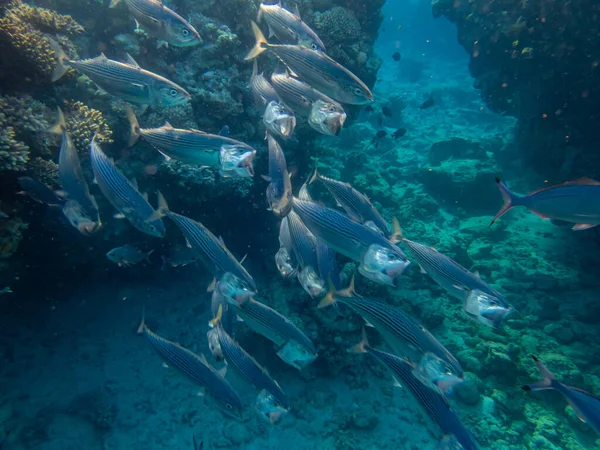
[163,121,173,129]
[130,177,139,190]
[125,53,140,68]
[98,53,108,61]
[293,4,301,18]
[219,125,229,137]
[199,353,209,365]
[252,59,258,78]
[217,236,225,246]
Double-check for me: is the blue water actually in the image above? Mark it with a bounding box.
[1,0,600,449]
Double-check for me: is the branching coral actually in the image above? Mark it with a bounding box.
[61,101,113,154]
[0,0,82,78]
[0,95,47,171]
[29,157,59,188]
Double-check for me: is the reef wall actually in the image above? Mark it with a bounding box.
[432,0,600,178]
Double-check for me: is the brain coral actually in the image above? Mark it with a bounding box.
[313,6,362,43]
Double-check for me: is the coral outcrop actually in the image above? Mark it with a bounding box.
[60,101,113,154]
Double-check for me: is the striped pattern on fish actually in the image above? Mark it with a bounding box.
[292,198,407,263]
[310,166,390,237]
[213,315,289,409]
[350,334,478,450]
[251,60,280,107]
[166,212,256,290]
[402,238,505,305]
[230,296,316,355]
[286,210,319,269]
[90,137,164,237]
[271,71,340,114]
[265,133,292,217]
[138,319,244,419]
[323,293,462,377]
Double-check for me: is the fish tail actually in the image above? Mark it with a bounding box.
[49,106,67,134]
[522,355,556,392]
[245,21,268,61]
[145,249,154,263]
[125,105,141,147]
[389,217,403,244]
[317,279,337,308]
[47,36,71,82]
[209,304,223,328]
[148,191,169,222]
[347,327,369,354]
[307,160,319,185]
[336,273,356,298]
[491,178,522,226]
[137,307,147,334]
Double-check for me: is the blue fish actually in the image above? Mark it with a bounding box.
[350,329,478,450]
[492,177,600,230]
[523,355,600,435]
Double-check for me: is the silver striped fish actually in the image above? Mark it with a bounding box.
[51,42,190,106]
[265,133,292,217]
[401,237,507,305]
[127,107,256,178]
[229,296,317,370]
[110,0,201,48]
[53,108,101,233]
[291,198,407,265]
[210,306,289,413]
[164,210,256,291]
[320,286,462,378]
[275,216,298,278]
[286,210,319,270]
[90,136,165,237]
[271,71,346,136]
[257,2,325,52]
[138,315,244,419]
[246,21,372,105]
[350,331,479,450]
[309,165,390,237]
[251,61,296,139]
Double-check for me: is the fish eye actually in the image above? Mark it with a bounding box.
[182,29,190,36]
[311,43,318,50]
[170,89,178,96]
[226,403,233,409]
[354,87,363,95]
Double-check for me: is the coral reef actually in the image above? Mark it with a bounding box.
[432,0,600,177]
[0,95,47,172]
[0,0,82,82]
[0,217,27,259]
[60,101,113,155]
[29,157,60,188]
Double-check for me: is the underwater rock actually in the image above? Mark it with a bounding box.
[428,138,486,166]
[454,373,482,406]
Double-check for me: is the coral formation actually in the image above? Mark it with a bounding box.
[0,127,29,171]
[60,101,113,154]
[29,157,60,188]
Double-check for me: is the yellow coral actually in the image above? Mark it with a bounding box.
[0,127,29,171]
[62,101,113,154]
[0,1,82,78]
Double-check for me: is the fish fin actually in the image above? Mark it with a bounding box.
[163,121,174,129]
[217,365,227,377]
[196,390,205,397]
[217,236,225,246]
[261,175,271,182]
[145,249,154,262]
[125,53,140,68]
[307,162,319,185]
[199,353,210,366]
[419,265,427,274]
[266,23,276,38]
[572,223,597,231]
[392,377,403,388]
[240,254,248,265]
[219,125,229,137]
[293,4,301,18]
[109,0,121,6]
[207,277,217,292]
[245,21,268,60]
[209,304,223,328]
[137,306,146,334]
[162,362,169,368]
[522,355,556,392]
[473,271,480,279]
[157,40,168,49]
[364,320,375,328]
[133,18,141,31]
[54,190,68,199]
[347,327,369,354]
[151,190,169,220]
[318,279,337,308]
[49,106,67,134]
[336,273,356,298]
[130,177,139,190]
[47,36,71,82]
[185,238,192,249]
[113,213,126,219]
[452,284,468,291]
[236,314,244,322]
[252,59,258,78]
[389,217,403,244]
[125,104,141,147]
[139,104,149,115]
[491,178,523,226]
[256,4,263,22]
[156,149,172,161]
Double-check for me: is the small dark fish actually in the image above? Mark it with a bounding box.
[17,177,63,206]
[375,130,387,139]
[392,128,407,139]
[420,96,435,110]
[523,355,600,435]
[382,106,393,117]
[392,51,401,62]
